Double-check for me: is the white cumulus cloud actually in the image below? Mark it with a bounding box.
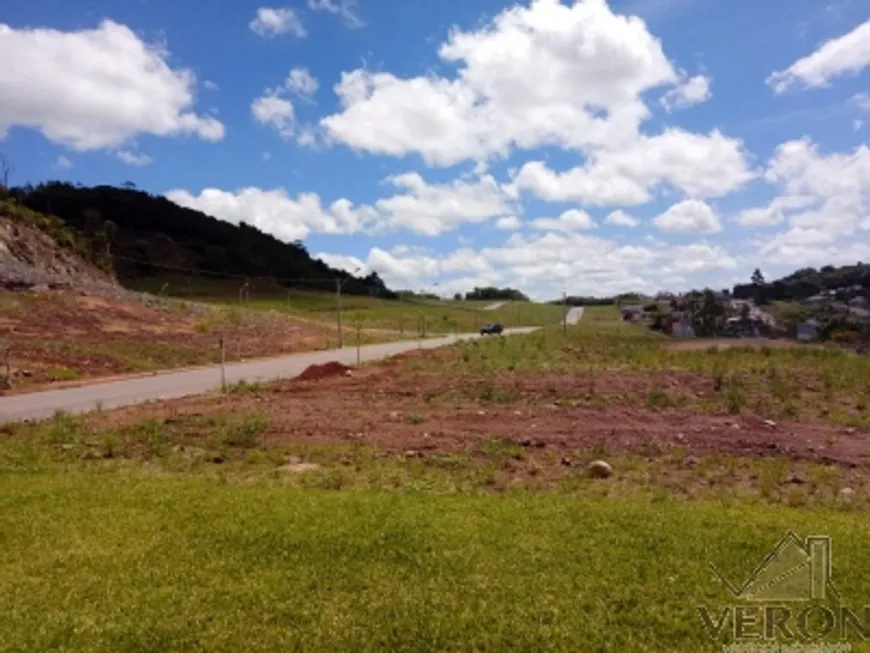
[166,187,377,241]
[660,74,711,111]
[531,209,596,232]
[251,94,295,139]
[653,199,722,233]
[373,172,515,236]
[495,216,521,230]
[249,7,306,37]
[605,209,638,227]
[767,20,870,93]
[286,67,319,99]
[117,150,153,166]
[510,128,752,205]
[321,0,679,166]
[0,20,224,150]
[308,0,364,28]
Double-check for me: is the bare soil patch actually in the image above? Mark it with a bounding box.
[106,358,870,470]
[0,290,341,390]
[296,362,352,382]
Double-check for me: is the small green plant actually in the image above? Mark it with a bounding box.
[45,367,81,381]
[645,389,674,411]
[821,370,836,402]
[408,413,425,425]
[43,412,82,445]
[725,375,747,414]
[226,379,263,396]
[133,419,170,458]
[219,411,269,448]
[478,385,519,403]
[712,363,726,392]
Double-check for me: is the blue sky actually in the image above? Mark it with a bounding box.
[1,0,869,299]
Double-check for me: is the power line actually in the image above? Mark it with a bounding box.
[110,254,368,285]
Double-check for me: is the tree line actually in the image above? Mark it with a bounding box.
[734,265,870,304]
[7,181,394,298]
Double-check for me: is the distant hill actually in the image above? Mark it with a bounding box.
[9,182,394,298]
[732,264,870,303]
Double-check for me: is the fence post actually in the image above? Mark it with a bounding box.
[356,322,361,366]
[219,336,226,391]
[336,279,344,348]
[3,346,10,388]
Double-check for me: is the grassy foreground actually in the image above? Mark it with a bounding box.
[2,473,870,652]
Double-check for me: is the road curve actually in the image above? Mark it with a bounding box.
[0,328,538,424]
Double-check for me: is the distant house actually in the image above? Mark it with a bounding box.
[850,307,870,321]
[672,320,696,338]
[621,305,644,321]
[797,319,819,342]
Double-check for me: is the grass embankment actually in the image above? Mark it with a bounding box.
[126,275,566,334]
[0,291,397,390]
[3,314,870,651]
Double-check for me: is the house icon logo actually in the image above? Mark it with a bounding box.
[698,531,869,645]
[711,531,840,602]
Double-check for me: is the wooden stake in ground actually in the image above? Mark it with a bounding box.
[2,346,10,389]
[219,336,226,391]
[356,322,361,366]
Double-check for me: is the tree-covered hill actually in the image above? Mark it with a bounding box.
[9,182,393,297]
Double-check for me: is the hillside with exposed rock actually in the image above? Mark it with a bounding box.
[8,182,394,298]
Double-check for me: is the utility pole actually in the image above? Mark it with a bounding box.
[336,267,362,349]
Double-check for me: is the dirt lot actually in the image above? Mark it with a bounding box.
[0,290,346,390]
[104,348,870,470]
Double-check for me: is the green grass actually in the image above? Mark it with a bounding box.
[419,322,870,426]
[44,366,81,381]
[2,473,870,652]
[125,275,567,334]
[4,311,870,650]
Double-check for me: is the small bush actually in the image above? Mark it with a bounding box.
[645,389,675,411]
[226,379,263,396]
[219,411,269,448]
[725,376,747,414]
[712,364,726,392]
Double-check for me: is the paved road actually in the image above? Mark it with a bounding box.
[0,328,538,424]
[566,306,585,325]
[483,301,506,310]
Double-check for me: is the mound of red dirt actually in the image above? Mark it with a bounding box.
[295,361,352,382]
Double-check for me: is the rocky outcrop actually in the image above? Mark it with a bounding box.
[0,217,114,291]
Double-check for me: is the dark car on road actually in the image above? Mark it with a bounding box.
[479,323,504,335]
